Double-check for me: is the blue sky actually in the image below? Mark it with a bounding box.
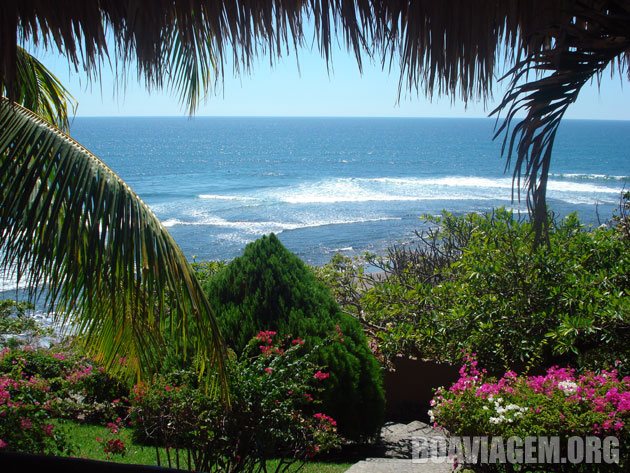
[31,41,629,119]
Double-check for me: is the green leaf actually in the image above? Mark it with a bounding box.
[0,98,225,391]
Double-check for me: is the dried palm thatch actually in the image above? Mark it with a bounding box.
[2,1,629,231]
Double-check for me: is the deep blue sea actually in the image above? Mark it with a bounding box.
[1,117,628,296]
[64,117,629,266]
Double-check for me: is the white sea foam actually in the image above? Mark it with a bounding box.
[0,271,31,292]
[276,178,498,204]
[198,194,257,201]
[271,176,623,205]
[161,213,400,234]
[550,173,629,181]
[276,176,621,204]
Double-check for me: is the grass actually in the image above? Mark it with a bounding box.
[58,420,352,472]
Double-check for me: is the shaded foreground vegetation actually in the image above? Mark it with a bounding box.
[316,199,630,377]
[0,198,628,472]
[202,234,385,440]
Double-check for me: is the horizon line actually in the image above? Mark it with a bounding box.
[69,115,630,122]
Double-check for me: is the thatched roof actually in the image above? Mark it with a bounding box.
[2,1,627,100]
[3,0,630,239]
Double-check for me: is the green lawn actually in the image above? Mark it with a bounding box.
[58,420,351,472]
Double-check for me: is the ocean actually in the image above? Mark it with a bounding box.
[1,116,629,297]
[67,116,628,266]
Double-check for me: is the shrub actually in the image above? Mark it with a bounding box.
[430,355,629,471]
[203,234,384,440]
[130,332,340,472]
[0,350,70,454]
[321,209,630,376]
[0,299,52,348]
[0,347,129,424]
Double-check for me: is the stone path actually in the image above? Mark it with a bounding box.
[344,458,452,473]
[344,421,454,473]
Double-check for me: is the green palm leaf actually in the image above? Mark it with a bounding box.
[0,99,225,388]
[5,46,76,132]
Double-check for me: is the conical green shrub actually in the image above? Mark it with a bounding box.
[204,234,385,439]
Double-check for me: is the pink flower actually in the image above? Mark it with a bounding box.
[255,331,277,345]
[0,439,7,449]
[303,393,313,402]
[616,392,630,412]
[65,365,93,383]
[291,338,305,346]
[51,353,66,361]
[20,418,32,430]
[42,424,54,437]
[313,371,330,381]
[103,438,126,455]
[306,444,320,458]
[264,367,273,374]
[313,412,337,427]
[164,385,173,392]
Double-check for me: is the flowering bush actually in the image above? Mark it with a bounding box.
[96,416,127,459]
[130,331,340,472]
[204,234,385,439]
[430,355,629,471]
[0,372,69,454]
[0,347,129,424]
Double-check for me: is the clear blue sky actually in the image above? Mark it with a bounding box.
[29,40,629,119]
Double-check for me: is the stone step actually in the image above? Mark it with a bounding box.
[344,458,453,473]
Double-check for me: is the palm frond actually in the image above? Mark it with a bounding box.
[0,98,226,390]
[2,46,76,131]
[492,2,630,244]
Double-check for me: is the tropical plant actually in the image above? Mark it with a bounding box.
[0,44,225,385]
[130,332,340,472]
[319,209,630,375]
[0,299,52,348]
[0,347,130,424]
[204,234,385,440]
[2,0,629,384]
[430,355,629,472]
[0,348,72,455]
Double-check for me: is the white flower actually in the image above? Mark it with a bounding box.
[428,409,435,423]
[489,416,503,424]
[557,380,578,396]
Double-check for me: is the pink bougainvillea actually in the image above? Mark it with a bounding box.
[313,371,330,381]
[431,354,630,441]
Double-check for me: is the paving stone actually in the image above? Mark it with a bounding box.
[344,421,453,472]
[344,458,453,473]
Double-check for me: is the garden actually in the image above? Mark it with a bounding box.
[1,196,628,472]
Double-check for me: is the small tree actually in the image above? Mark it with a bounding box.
[204,234,385,440]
